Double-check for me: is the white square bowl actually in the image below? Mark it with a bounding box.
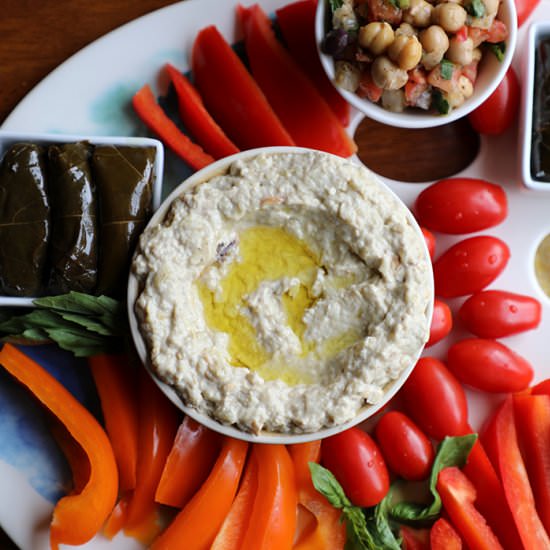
[0,132,164,307]
[520,22,550,191]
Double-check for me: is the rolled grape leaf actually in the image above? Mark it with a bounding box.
[0,143,50,296]
[48,142,98,294]
[92,145,155,297]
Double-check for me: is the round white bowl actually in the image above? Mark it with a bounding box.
[315,0,517,129]
[128,146,434,444]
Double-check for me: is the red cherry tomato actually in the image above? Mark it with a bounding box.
[433,236,510,298]
[375,411,435,481]
[421,227,436,260]
[426,299,453,347]
[458,290,541,338]
[400,357,469,440]
[468,67,520,135]
[447,338,534,393]
[415,178,508,234]
[321,427,389,507]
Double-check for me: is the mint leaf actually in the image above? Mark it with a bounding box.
[432,89,450,115]
[488,42,506,62]
[390,434,478,524]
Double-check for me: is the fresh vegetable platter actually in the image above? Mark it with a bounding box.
[1,0,550,548]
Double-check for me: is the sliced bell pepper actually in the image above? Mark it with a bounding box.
[151,436,248,550]
[0,344,118,550]
[532,378,550,395]
[399,526,430,550]
[123,367,180,544]
[155,415,221,508]
[513,394,550,536]
[164,63,239,159]
[275,0,350,127]
[211,452,258,550]
[288,441,346,550]
[88,354,139,492]
[191,25,294,150]
[461,434,524,550]
[238,4,357,158]
[482,396,550,549]
[132,83,215,170]
[240,444,297,550]
[430,518,463,550]
[436,466,503,550]
[103,495,130,540]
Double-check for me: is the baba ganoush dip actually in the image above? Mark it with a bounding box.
[132,150,432,434]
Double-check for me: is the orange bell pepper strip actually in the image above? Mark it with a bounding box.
[289,441,346,550]
[237,4,357,158]
[103,495,130,540]
[123,367,180,544]
[0,344,118,550]
[88,354,139,492]
[211,453,259,550]
[155,415,221,508]
[513,394,550,535]
[151,436,249,550]
[275,0,350,127]
[132,83,215,170]
[482,396,550,549]
[191,25,295,150]
[165,63,239,160]
[240,444,297,550]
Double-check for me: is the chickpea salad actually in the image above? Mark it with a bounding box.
[322,0,508,114]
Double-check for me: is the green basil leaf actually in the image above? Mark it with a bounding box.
[309,462,351,509]
[488,41,506,62]
[390,434,478,524]
[432,89,450,115]
[367,488,402,550]
[466,0,486,17]
[440,59,454,80]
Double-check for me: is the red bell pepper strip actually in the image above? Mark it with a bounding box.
[238,4,357,158]
[399,526,430,550]
[289,441,346,550]
[191,25,294,150]
[461,436,524,550]
[513,394,550,535]
[430,518,463,550]
[240,444,297,550]
[211,452,258,550]
[151,436,248,550]
[0,344,118,550]
[164,63,239,159]
[88,354,139,492]
[132,83,215,170]
[275,0,350,127]
[482,396,550,549]
[436,466,503,550]
[155,415,221,508]
[123,368,180,544]
[532,378,550,395]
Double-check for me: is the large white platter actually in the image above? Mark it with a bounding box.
[1,0,550,548]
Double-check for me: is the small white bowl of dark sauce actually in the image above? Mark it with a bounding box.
[520,22,550,191]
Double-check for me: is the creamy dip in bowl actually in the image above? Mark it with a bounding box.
[128,147,433,443]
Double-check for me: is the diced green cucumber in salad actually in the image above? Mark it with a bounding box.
[322,0,508,114]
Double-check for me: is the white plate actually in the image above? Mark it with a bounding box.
[1,0,550,548]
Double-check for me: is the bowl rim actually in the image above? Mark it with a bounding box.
[315,0,518,129]
[520,21,550,191]
[127,145,434,444]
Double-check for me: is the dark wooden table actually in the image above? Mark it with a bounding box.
[0,1,479,548]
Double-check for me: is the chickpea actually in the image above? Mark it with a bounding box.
[334,61,361,92]
[447,36,474,65]
[432,3,467,32]
[447,75,474,108]
[358,22,395,55]
[395,22,417,37]
[482,0,500,16]
[381,89,407,112]
[403,0,434,27]
[371,56,409,90]
[388,35,423,71]
[472,47,482,63]
[458,74,474,98]
[419,25,449,69]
